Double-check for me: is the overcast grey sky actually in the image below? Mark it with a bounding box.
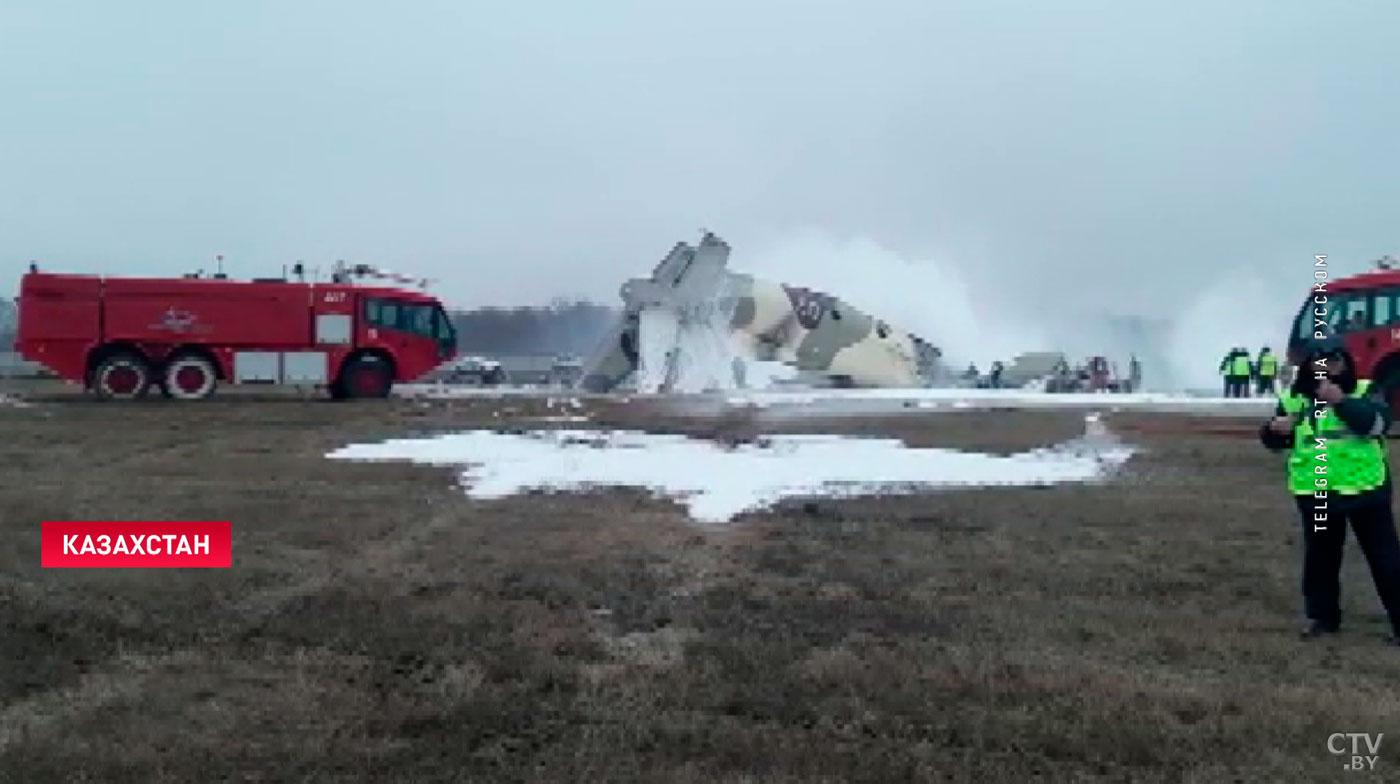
[3,0,1399,324]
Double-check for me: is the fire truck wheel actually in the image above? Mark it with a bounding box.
[338,355,393,399]
[1375,368,1400,413]
[91,353,152,401]
[163,355,219,400]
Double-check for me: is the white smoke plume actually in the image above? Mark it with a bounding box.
[1162,269,1303,392]
[629,229,1314,394]
[733,230,1311,393]
[733,230,1055,373]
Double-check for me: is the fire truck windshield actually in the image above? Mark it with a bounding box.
[434,306,457,359]
[1294,291,1370,341]
[365,297,457,358]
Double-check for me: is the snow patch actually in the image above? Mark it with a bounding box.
[327,415,1135,523]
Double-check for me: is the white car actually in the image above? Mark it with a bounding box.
[440,356,505,385]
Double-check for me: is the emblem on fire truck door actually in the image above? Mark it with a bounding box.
[149,308,212,334]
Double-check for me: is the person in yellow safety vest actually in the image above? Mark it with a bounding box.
[1220,347,1252,397]
[1255,346,1279,396]
[1259,338,1400,643]
[1220,348,1237,397]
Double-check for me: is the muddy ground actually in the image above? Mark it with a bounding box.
[1,380,1397,782]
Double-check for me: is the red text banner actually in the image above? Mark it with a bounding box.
[42,521,231,568]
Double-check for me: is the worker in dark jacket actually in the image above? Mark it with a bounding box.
[1259,338,1400,642]
[988,361,1004,389]
[1220,349,1236,397]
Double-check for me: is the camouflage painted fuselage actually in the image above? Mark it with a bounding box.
[724,274,938,387]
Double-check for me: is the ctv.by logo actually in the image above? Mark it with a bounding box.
[1330,732,1382,772]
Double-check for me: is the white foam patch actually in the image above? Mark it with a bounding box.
[740,360,800,388]
[327,416,1135,523]
[716,386,1276,411]
[723,388,1271,407]
[702,389,1273,418]
[634,298,752,394]
[0,392,33,409]
[396,385,565,398]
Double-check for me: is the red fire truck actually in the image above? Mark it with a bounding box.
[14,263,457,401]
[1286,260,1400,406]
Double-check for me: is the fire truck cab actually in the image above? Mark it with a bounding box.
[15,267,457,401]
[1287,265,1400,408]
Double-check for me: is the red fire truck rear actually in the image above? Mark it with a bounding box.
[14,263,457,401]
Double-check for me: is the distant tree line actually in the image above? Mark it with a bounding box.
[448,299,618,357]
[0,299,15,350]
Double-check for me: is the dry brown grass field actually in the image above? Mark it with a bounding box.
[1,379,1397,782]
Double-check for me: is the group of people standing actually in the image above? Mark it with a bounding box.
[1221,346,1280,398]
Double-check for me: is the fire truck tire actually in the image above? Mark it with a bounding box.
[91,353,152,401]
[1374,366,1400,413]
[163,355,219,400]
[337,355,393,399]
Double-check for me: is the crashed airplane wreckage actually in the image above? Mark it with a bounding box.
[577,232,945,393]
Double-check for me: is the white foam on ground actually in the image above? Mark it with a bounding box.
[397,384,1272,405]
[396,384,573,398]
[722,388,1272,407]
[634,294,753,394]
[0,392,32,409]
[740,360,800,388]
[327,415,1135,523]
